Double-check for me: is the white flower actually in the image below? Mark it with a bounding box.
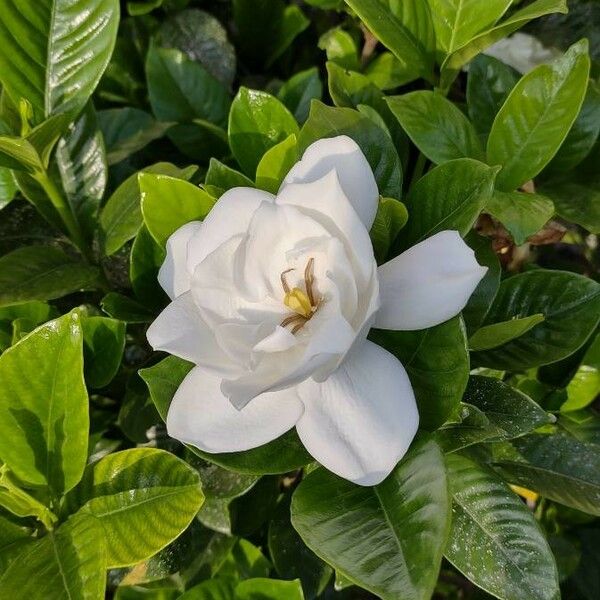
[147,136,487,486]
[484,32,560,74]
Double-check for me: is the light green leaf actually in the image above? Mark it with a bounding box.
[344,0,434,83]
[228,87,299,177]
[318,27,360,71]
[371,317,469,430]
[486,190,555,244]
[562,333,600,412]
[81,316,125,389]
[370,196,408,264]
[472,270,600,370]
[205,158,254,194]
[493,433,600,516]
[139,356,313,475]
[179,579,235,600]
[364,52,416,90]
[236,578,305,600]
[0,513,107,599]
[0,246,99,308]
[299,101,402,200]
[487,39,590,191]
[0,312,88,496]
[100,162,198,256]
[255,134,298,194]
[278,67,323,124]
[445,453,560,600]
[140,173,215,247]
[0,167,16,209]
[68,448,204,568]
[398,158,497,250]
[0,0,119,124]
[469,314,545,351]
[291,437,450,600]
[0,137,42,172]
[387,91,484,163]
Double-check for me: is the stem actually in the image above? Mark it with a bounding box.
[33,170,91,262]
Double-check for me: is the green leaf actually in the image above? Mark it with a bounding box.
[100,162,198,255]
[140,173,215,247]
[493,433,600,516]
[179,579,235,600]
[364,52,416,90]
[81,316,125,389]
[98,107,172,165]
[462,232,501,336]
[429,0,512,57]
[344,0,434,83]
[278,68,323,124]
[469,314,545,351]
[440,0,569,89]
[0,137,43,172]
[68,448,204,568]
[228,87,299,177]
[170,119,229,163]
[370,196,408,264]
[562,333,600,412]
[100,292,155,323]
[255,134,298,194]
[0,0,119,124]
[444,453,560,600]
[472,270,600,370]
[205,158,255,193]
[398,158,497,251]
[299,101,402,200]
[139,356,313,475]
[541,179,600,233]
[0,312,88,496]
[268,496,332,600]
[291,437,450,600]
[0,246,99,308]
[130,225,168,310]
[487,39,591,191]
[485,190,555,244]
[146,44,230,127]
[558,409,600,447]
[0,167,16,209]
[236,578,305,600]
[0,513,107,599]
[370,317,469,430]
[55,103,107,240]
[467,54,520,138]
[387,91,484,163]
[318,28,360,71]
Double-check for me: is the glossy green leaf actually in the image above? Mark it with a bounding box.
[98,107,172,165]
[387,91,484,163]
[100,292,155,323]
[205,159,254,194]
[541,179,600,233]
[299,101,402,200]
[562,333,600,412]
[291,438,450,600]
[317,28,360,71]
[0,0,119,124]
[371,317,469,430]
[0,245,99,308]
[139,356,313,475]
[0,137,42,172]
[0,312,88,495]
[488,39,590,191]
[140,173,215,247]
[130,225,168,310]
[429,0,512,57]
[467,54,520,138]
[398,158,497,251]
[236,578,304,600]
[81,316,125,388]
[146,44,230,127]
[0,167,16,209]
[557,409,600,447]
[435,403,501,453]
[277,68,323,124]
[55,103,107,240]
[0,513,107,599]
[100,162,197,255]
[445,453,560,600]
[344,0,434,83]
[179,579,235,600]
[69,448,204,567]
[255,134,298,194]
[364,52,416,90]
[473,270,600,370]
[440,0,568,89]
[485,190,555,244]
[228,87,299,177]
[493,433,600,516]
[370,196,408,264]
[469,314,545,351]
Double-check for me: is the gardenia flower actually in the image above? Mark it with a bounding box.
[147,136,487,485]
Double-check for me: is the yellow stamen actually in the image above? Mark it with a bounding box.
[510,485,539,503]
[284,288,313,318]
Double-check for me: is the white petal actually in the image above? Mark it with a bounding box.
[167,366,304,453]
[281,135,378,229]
[146,292,237,376]
[186,186,274,274]
[158,221,202,299]
[375,230,487,331]
[295,340,418,486]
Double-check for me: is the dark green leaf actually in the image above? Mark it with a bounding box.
[130,225,168,310]
[100,292,155,323]
[278,68,323,124]
[81,316,125,388]
[562,332,600,412]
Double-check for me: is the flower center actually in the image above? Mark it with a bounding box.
[280,258,320,333]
